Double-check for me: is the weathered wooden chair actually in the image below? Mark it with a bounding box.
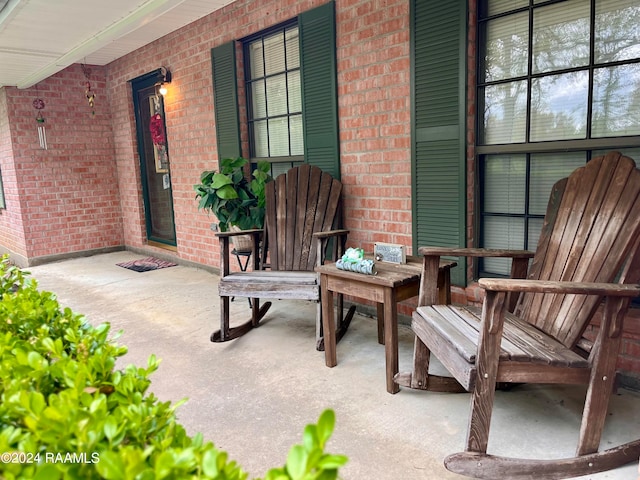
[211,164,355,350]
[396,151,640,479]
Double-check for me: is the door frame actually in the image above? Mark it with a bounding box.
[131,69,177,247]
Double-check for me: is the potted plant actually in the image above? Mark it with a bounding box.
[194,157,272,251]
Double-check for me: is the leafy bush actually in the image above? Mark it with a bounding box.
[0,258,347,479]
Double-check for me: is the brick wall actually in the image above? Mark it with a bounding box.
[0,88,28,263]
[337,0,412,252]
[106,0,412,270]
[0,66,123,265]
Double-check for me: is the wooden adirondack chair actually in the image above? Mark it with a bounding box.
[211,164,356,350]
[396,151,640,479]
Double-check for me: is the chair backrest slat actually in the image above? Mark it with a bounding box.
[264,165,343,272]
[517,152,640,347]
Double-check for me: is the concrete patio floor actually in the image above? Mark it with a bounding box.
[26,251,640,480]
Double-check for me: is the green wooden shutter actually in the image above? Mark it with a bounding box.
[411,0,467,285]
[211,41,241,160]
[299,1,340,179]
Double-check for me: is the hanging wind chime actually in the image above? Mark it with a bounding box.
[82,64,96,116]
[32,96,47,150]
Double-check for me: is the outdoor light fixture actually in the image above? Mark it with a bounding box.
[157,67,172,96]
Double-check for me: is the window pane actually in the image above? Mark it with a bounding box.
[253,120,269,157]
[532,1,590,74]
[266,74,287,116]
[264,31,286,76]
[529,152,585,215]
[245,24,302,160]
[251,80,267,118]
[482,81,527,144]
[595,0,640,63]
[593,147,640,160]
[528,218,543,252]
[483,12,529,82]
[487,0,528,17]
[484,155,526,214]
[268,117,290,156]
[592,64,640,137]
[530,71,588,141]
[248,41,264,78]
[483,217,525,275]
[285,26,300,69]
[290,115,304,155]
[288,71,301,112]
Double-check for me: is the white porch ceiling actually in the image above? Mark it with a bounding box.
[0,0,235,88]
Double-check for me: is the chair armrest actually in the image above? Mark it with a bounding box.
[479,278,640,338]
[418,247,534,311]
[419,246,534,259]
[312,229,349,239]
[314,230,350,266]
[479,278,640,297]
[215,228,263,238]
[217,229,263,276]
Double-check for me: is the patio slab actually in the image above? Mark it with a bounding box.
[26,251,640,480]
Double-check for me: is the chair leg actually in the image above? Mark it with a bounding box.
[316,300,324,350]
[251,298,271,328]
[394,335,430,389]
[211,295,271,343]
[210,295,231,342]
[251,298,260,328]
[466,369,498,454]
[465,291,505,454]
[577,321,623,455]
[407,336,431,389]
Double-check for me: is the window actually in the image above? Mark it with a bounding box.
[211,1,340,180]
[245,24,304,169]
[478,0,640,275]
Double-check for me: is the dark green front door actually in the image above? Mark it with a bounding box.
[131,71,176,247]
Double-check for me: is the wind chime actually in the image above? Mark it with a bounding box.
[32,95,47,150]
[82,64,96,116]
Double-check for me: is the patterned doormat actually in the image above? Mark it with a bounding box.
[116,257,177,273]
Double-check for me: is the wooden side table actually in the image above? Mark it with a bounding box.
[316,256,456,394]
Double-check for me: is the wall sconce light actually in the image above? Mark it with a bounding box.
[158,67,172,96]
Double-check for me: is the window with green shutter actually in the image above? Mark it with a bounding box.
[210,1,339,180]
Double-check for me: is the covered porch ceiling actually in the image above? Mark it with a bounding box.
[0,0,235,88]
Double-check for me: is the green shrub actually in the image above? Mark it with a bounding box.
[0,258,347,479]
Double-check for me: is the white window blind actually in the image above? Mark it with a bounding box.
[246,25,302,158]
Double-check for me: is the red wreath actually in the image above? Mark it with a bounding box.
[149,113,166,146]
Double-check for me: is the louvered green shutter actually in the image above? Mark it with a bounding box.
[412,1,467,285]
[211,41,241,160]
[299,1,340,179]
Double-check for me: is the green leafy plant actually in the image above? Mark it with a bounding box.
[194,157,273,232]
[0,256,346,479]
[263,410,347,480]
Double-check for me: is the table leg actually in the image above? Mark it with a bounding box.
[383,286,400,394]
[376,303,384,344]
[321,274,337,367]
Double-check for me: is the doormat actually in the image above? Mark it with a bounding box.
[116,257,177,273]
